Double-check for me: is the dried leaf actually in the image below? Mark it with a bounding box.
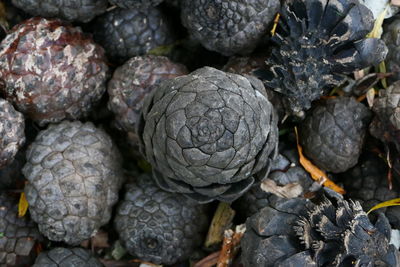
[294,127,345,195]
[18,192,28,217]
[270,13,280,36]
[260,179,303,198]
[367,5,388,38]
[91,230,109,249]
[367,198,400,214]
[204,202,235,248]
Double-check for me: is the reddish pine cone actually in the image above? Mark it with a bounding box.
[0,17,108,126]
[108,55,188,147]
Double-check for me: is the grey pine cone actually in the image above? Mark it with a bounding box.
[180,0,280,56]
[257,0,387,116]
[0,192,42,266]
[0,98,25,169]
[300,97,371,173]
[139,67,279,203]
[383,17,400,83]
[370,81,400,152]
[241,191,400,266]
[234,146,314,218]
[23,121,124,245]
[11,0,108,22]
[342,153,400,229]
[93,8,175,63]
[109,0,164,9]
[33,247,103,267]
[114,174,209,265]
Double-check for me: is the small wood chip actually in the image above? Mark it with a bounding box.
[366,88,376,108]
[354,69,365,80]
[204,202,235,248]
[216,224,246,267]
[392,0,400,6]
[260,179,303,198]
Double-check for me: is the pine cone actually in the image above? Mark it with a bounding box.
[257,0,387,116]
[23,121,124,245]
[93,8,175,63]
[241,191,400,266]
[109,0,164,9]
[11,0,108,22]
[234,147,314,218]
[0,17,108,126]
[0,98,25,169]
[115,174,209,265]
[342,153,400,229]
[180,0,280,56]
[383,18,400,83]
[33,247,103,267]
[0,192,42,266]
[300,97,371,173]
[370,81,400,152]
[139,67,279,203]
[108,55,188,151]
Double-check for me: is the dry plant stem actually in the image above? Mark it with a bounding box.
[216,225,246,267]
[193,251,221,267]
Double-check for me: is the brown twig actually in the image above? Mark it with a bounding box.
[216,224,246,267]
[193,251,221,267]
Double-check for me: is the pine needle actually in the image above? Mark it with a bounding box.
[367,198,400,214]
[366,5,388,38]
[270,13,280,36]
[18,192,29,217]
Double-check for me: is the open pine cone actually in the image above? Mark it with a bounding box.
[256,0,387,116]
[241,190,400,266]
